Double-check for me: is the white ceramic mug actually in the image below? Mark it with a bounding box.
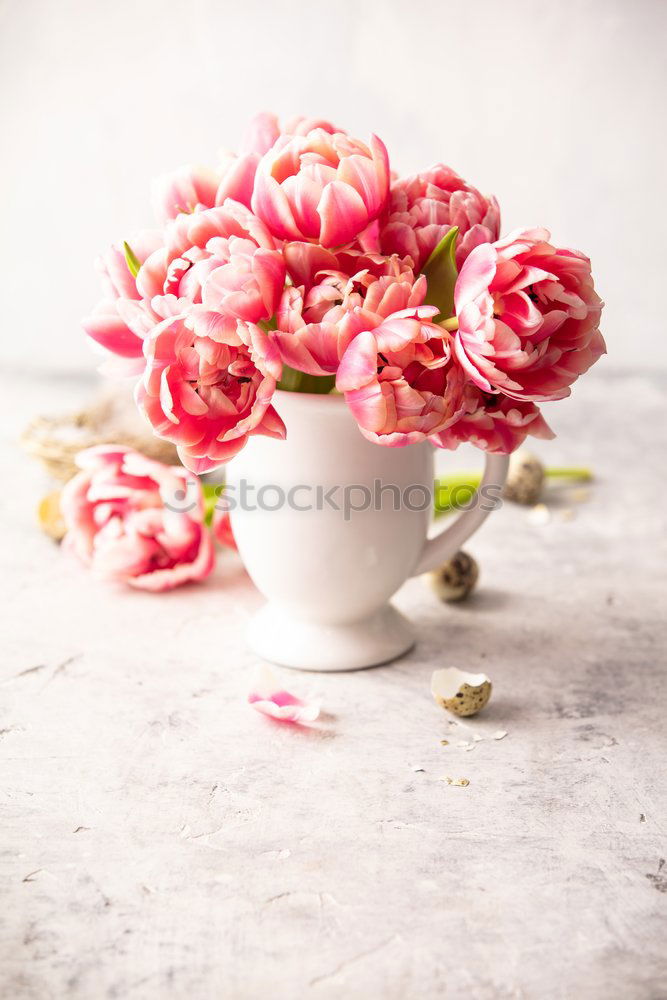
[227,390,509,671]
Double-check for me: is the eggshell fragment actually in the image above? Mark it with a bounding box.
[431,667,492,717]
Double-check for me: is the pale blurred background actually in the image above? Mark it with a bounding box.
[1,0,665,374]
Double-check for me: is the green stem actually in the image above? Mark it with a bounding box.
[439,316,459,332]
[545,467,593,481]
[434,466,593,517]
[202,483,224,526]
[277,364,336,394]
[434,474,482,516]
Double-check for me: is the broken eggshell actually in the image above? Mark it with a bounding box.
[431,667,492,717]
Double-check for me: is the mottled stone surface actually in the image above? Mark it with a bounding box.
[1,368,666,999]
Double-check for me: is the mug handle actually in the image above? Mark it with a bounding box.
[412,453,510,576]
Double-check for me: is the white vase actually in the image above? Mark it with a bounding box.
[227,390,508,671]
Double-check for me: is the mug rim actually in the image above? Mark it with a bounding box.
[273,387,348,417]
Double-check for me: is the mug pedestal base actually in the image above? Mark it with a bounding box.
[247,603,415,672]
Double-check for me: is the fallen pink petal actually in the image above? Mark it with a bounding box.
[248,667,321,724]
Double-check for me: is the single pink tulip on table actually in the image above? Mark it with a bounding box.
[61,446,215,591]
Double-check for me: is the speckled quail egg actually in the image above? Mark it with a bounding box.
[503,450,545,505]
[431,667,492,717]
[427,550,479,602]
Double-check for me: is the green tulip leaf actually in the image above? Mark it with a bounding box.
[422,226,459,321]
[123,241,142,279]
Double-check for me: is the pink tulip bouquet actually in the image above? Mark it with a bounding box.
[84,112,605,475]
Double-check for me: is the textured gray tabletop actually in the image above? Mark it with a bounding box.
[1,368,665,1000]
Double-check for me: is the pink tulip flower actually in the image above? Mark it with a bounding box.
[138,201,277,302]
[431,385,554,454]
[152,165,220,225]
[336,324,466,447]
[136,315,285,474]
[119,201,282,353]
[453,229,605,402]
[375,164,500,271]
[189,234,286,340]
[61,446,215,591]
[96,232,164,301]
[252,129,390,248]
[275,247,430,376]
[215,114,341,211]
[82,231,163,374]
[82,202,283,393]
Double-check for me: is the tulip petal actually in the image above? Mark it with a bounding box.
[254,404,287,440]
[318,181,368,248]
[337,153,385,217]
[252,171,301,241]
[240,112,280,156]
[336,332,378,392]
[82,306,144,358]
[248,666,320,724]
[215,153,259,209]
[454,244,497,314]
